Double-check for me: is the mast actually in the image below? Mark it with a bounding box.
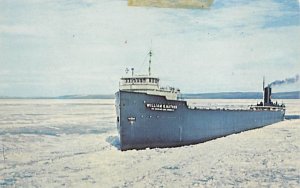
[148,50,152,76]
[263,76,265,106]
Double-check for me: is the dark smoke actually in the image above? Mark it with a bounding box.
[268,74,299,87]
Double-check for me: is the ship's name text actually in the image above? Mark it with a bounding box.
[146,103,177,112]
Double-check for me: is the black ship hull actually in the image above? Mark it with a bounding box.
[115,91,285,151]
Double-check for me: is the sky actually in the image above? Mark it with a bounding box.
[0,0,299,97]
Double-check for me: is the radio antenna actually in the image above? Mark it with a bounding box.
[148,50,152,76]
[148,40,152,76]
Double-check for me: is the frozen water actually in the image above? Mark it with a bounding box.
[0,99,299,187]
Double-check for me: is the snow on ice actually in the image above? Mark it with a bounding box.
[0,99,299,187]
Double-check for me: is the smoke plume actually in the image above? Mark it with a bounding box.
[268,74,299,87]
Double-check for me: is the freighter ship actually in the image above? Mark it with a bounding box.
[115,51,285,151]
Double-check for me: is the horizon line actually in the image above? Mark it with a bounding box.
[0,90,299,99]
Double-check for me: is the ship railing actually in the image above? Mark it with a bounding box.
[159,86,180,93]
[249,105,285,111]
[187,105,284,111]
[187,104,251,111]
[188,107,251,111]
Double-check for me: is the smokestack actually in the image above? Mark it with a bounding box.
[264,86,272,106]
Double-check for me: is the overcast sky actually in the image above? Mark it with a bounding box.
[0,0,299,97]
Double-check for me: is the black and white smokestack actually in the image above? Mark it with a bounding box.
[264,86,272,106]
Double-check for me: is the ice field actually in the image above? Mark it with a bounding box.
[0,99,299,187]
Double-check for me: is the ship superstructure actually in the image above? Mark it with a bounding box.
[119,50,180,100]
[115,51,285,151]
